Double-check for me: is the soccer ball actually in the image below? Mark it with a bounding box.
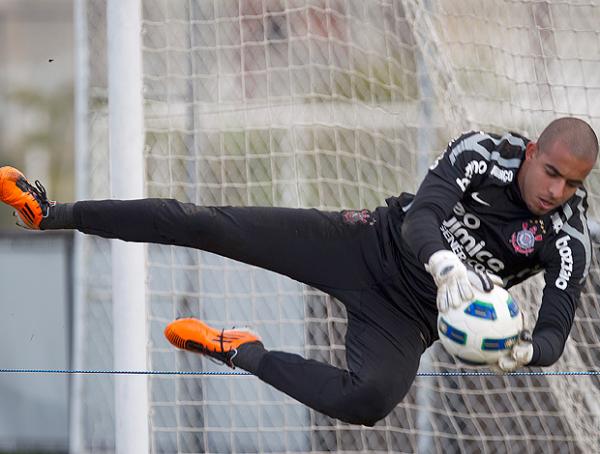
[437,285,523,365]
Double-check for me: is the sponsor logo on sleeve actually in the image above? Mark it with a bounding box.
[555,235,573,290]
[456,160,487,192]
[490,165,514,183]
[551,212,564,233]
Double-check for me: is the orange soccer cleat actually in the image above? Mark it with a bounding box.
[0,166,53,229]
[164,318,262,368]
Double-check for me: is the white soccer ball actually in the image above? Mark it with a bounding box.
[437,285,523,365]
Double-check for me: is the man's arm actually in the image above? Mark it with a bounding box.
[400,132,501,312]
[401,131,490,264]
[500,219,590,371]
[529,286,579,366]
[529,228,590,366]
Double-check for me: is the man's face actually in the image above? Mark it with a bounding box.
[518,140,595,215]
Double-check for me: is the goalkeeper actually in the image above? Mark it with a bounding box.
[1,117,597,426]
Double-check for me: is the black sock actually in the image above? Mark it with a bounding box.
[232,341,267,374]
[40,202,75,230]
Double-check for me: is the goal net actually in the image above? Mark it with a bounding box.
[73,0,600,452]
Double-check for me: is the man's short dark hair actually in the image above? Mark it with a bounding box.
[537,117,599,162]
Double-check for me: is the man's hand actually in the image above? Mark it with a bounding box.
[496,330,534,372]
[426,250,497,312]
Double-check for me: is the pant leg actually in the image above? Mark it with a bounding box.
[254,289,425,426]
[74,198,424,424]
[73,199,392,293]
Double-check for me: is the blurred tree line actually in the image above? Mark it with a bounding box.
[0,84,74,230]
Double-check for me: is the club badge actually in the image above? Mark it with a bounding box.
[510,221,544,255]
[341,209,375,225]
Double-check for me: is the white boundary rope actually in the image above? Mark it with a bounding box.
[1,368,600,377]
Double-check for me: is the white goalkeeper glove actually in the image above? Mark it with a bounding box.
[426,250,502,313]
[496,329,534,372]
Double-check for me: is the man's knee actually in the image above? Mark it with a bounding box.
[153,199,208,239]
[337,379,407,426]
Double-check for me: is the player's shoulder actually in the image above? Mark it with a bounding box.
[550,188,590,241]
[446,130,529,167]
[544,188,592,282]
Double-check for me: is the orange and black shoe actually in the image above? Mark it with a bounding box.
[0,166,53,230]
[164,318,262,368]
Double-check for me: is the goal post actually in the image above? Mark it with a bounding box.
[73,1,600,453]
[106,0,149,453]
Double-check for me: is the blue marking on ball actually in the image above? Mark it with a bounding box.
[507,296,520,318]
[464,300,497,320]
[481,334,519,351]
[439,318,467,345]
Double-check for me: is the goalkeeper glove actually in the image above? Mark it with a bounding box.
[496,330,534,372]
[426,250,501,313]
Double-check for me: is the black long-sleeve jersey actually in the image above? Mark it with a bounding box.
[392,130,592,367]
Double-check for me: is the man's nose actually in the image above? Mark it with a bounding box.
[548,178,566,200]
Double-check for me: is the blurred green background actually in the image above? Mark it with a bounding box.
[0,0,74,230]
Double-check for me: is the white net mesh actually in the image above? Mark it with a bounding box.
[75,0,600,452]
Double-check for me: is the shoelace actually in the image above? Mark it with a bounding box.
[203,328,238,368]
[18,178,51,213]
[13,179,52,229]
[30,179,50,205]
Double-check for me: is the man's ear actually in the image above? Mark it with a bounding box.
[525,141,537,160]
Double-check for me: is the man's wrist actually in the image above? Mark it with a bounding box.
[426,249,459,273]
[527,337,540,366]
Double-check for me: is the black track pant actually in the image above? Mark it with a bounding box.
[72,199,426,426]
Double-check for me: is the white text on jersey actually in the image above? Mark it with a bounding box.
[440,202,505,273]
[555,236,573,290]
[456,160,487,192]
[490,165,514,183]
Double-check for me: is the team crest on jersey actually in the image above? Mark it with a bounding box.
[510,220,545,255]
[342,209,374,225]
